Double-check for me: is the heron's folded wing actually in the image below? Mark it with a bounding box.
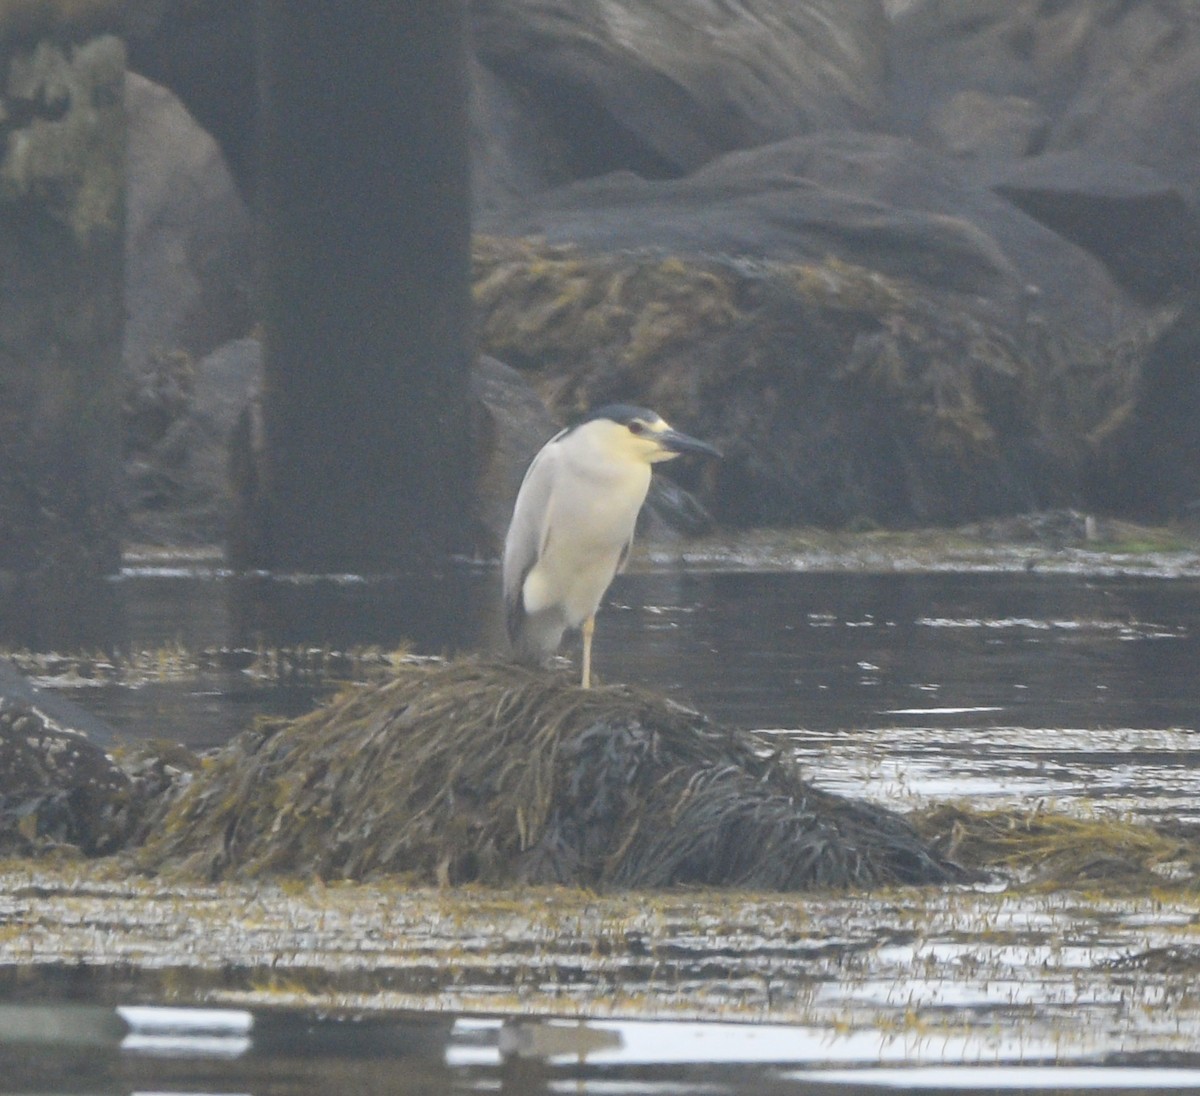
[502,436,564,636]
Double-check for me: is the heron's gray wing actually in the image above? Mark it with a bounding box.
[502,434,564,641]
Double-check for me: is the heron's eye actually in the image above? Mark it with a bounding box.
[628,421,647,436]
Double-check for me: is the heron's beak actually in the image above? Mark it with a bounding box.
[659,429,722,459]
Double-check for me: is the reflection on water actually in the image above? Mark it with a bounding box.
[0,571,125,652]
[5,1002,1200,1095]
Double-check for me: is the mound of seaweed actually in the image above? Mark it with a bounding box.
[137,658,968,889]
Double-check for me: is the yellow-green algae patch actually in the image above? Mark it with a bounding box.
[135,658,962,889]
[915,804,1200,887]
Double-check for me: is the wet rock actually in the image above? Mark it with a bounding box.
[986,151,1200,302]
[0,652,196,858]
[0,659,122,748]
[137,658,969,889]
[470,0,888,205]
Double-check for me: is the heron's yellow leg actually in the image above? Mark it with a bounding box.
[581,615,595,689]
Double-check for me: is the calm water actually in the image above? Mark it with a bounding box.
[3,560,1200,1093]
[12,564,1200,824]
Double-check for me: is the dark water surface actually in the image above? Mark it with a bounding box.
[10,564,1200,748]
[3,558,1200,1093]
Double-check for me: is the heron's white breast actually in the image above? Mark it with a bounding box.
[522,457,651,626]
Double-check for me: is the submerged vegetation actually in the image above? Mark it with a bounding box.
[4,857,1200,1056]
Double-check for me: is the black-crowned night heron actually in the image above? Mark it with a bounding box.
[503,404,720,687]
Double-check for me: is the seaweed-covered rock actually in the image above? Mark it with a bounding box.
[473,235,1146,528]
[0,701,131,856]
[137,658,966,889]
[481,132,1138,343]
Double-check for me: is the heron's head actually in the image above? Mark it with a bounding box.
[573,404,722,465]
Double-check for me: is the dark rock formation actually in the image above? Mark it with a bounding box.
[890,1,1200,201]
[925,88,1048,162]
[481,132,1140,342]
[12,0,1200,544]
[985,152,1200,302]
[1090,303,1200,520]
[0,654,201,857]
[120,0,257,198]
[126,338,260,545]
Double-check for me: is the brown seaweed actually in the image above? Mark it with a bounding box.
[137,657,967,889]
